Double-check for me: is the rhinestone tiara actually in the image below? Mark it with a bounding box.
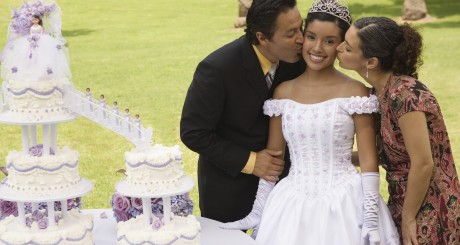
[308,0,351,25]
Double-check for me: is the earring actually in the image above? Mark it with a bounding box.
[366,67,369,78]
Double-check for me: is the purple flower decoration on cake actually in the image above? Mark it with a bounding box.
[32,210,44,220]
[10,14,31,36]
[8,2,56,36]
[56,44,62,50]
[37,218,48,229]
[112,193,131,212]
[151,217,163,231]
[0,200,18,217]
[113,209,129,222]
[46,67,53,75]
[28,144,55,157]
[131,197,143,210]
[11,67,18,73]
[25,217,33,227]
[28,34,40,49]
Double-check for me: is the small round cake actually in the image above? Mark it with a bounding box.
[124,144,187,195]
[3,146,81,197]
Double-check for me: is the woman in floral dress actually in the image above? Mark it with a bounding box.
[337,16,460,244]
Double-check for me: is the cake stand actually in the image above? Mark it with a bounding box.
[115,176,194,227]
[0,113,93,231]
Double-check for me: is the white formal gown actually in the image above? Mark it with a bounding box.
[256,95,400,245]
[1,24,71,83]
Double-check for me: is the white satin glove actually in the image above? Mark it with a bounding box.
[361,172,381,245]
[220,179,275,231]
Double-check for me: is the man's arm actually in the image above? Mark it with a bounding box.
[180,60,251,178]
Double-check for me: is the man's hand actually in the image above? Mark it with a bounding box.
[252,149,284,182]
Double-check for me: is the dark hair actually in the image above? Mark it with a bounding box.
[245,0,297,45]
[305,12,350,41]
[32,14,43,26]
[354,17,423,78]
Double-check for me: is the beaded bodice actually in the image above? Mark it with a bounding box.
[263,95,378,197]
[30,24,43,34]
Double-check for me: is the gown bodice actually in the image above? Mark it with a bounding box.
[263,96,379,197]
[30,24,43,35]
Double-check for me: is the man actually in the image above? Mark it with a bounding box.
[180,0,305,222]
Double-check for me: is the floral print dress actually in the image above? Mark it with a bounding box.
[375,75,460,244]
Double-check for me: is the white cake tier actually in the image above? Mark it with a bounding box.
[116,176,194,198]
[124,145,188,195]
[4,147,81,195]
[0,178,93,202]
[116,214,200,245]
[0,80,78,123]
[0,210,93,245]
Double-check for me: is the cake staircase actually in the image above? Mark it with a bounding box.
[1,83,153,149]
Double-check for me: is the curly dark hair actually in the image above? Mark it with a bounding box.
[354,17,423,78]
[245,0,297,45]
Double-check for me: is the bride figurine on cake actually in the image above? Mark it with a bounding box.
[0,0,71,83]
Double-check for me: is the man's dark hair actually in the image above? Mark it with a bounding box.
[245,0,297,45]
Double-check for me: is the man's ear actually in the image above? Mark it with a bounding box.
[366,57,379,70]
[256,31,269,46]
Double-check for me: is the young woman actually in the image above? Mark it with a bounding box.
[337,16,460,245]
[222,1,399,244]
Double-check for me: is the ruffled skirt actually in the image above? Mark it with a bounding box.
[256,174,400,245]
[1,34,71,82]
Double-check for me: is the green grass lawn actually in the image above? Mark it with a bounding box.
[0,0,459,214]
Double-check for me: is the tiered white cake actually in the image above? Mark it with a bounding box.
[115,144,201,245]
[0,1,93,243]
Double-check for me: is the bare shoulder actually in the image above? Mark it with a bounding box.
[340,76,370,98]
[273,77,298,99]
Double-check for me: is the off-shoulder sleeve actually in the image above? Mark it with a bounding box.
[342,95,379,115]
[263,99,284,117]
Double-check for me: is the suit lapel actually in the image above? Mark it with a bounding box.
[240,37,269,100]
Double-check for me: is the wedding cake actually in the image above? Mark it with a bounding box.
[114,144,201,245]
[2,79,74,122]
[0,1,94,244]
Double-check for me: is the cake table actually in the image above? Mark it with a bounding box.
[85,209,259,245]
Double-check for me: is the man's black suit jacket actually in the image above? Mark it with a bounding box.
[180,36,305,222]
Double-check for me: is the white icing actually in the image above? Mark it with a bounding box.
[3,79,73,121]
[5,147,81,194]
[116,214,200,245]
[0,210,93,245]
[125,145,186,193]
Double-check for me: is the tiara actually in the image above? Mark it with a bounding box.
[308,0,351,25]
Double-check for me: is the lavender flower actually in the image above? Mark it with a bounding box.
[128,207,141,218]
[11,67,18,73]
[10,15,31,36]
[32,210,44,220]
[113,209,129,222]
[28,144,55,157]
[0,200,18,217]
[8,2,57,36]
[25,217,33,227]
[46,67,53,75]
[151,217,163,231]
[131,197,143,210]
[37,218,48,229]
[28,34,40,49]
[112,193,131,212]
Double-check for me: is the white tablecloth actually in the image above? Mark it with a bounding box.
[83,209,259,245]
